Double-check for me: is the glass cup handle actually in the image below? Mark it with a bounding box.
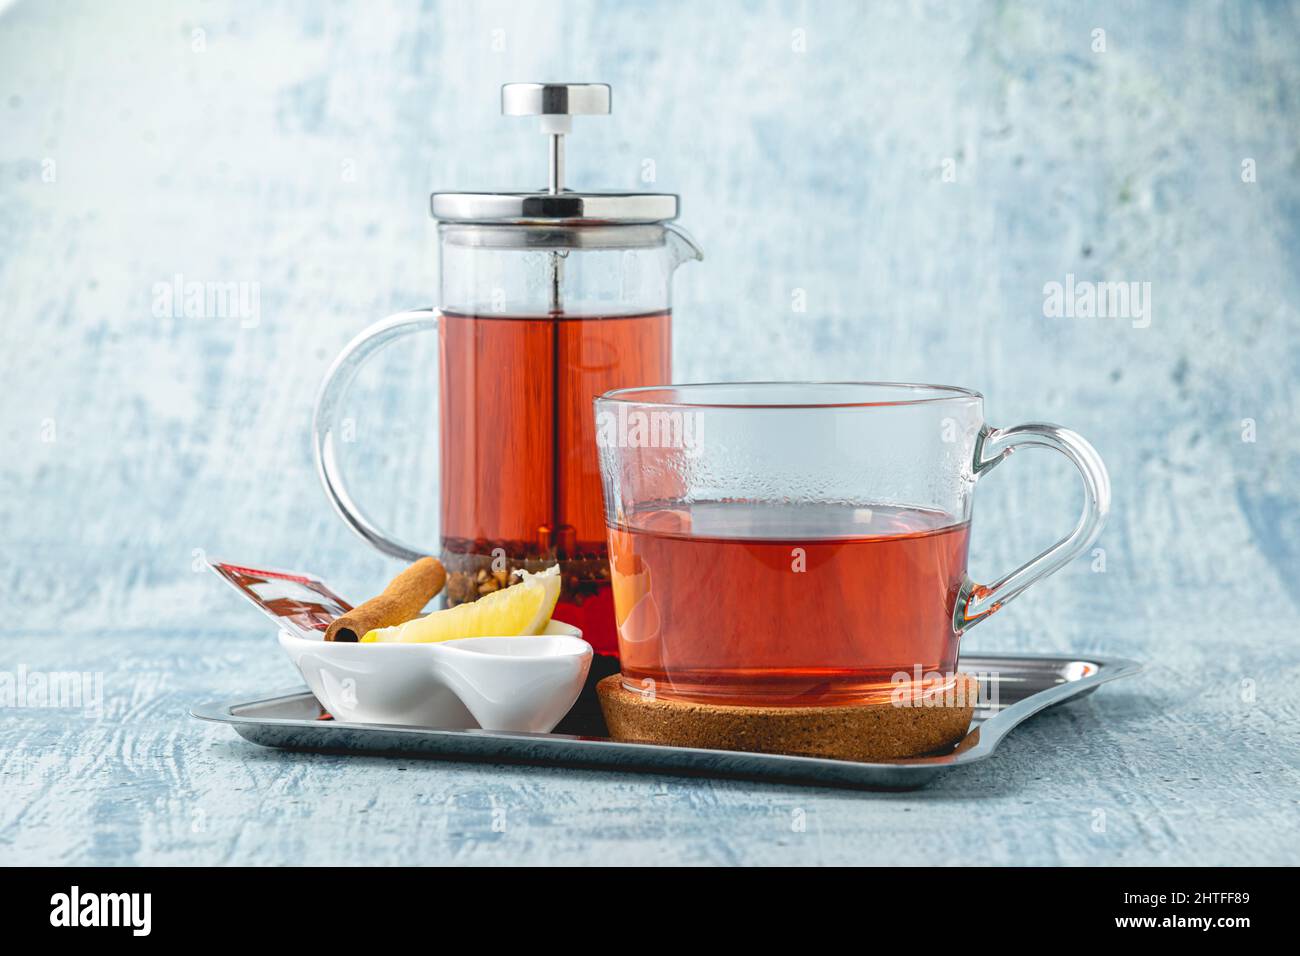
[956,422,1111,631]
[312,309,441,562]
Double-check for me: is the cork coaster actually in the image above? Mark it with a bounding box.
[598,673,978,762]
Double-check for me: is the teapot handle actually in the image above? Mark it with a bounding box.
[312,309,441,561]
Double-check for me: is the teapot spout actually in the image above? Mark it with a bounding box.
[664,223,704,268]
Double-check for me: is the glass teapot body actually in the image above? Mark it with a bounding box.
[313,82,699,656]
[435,222,700,652]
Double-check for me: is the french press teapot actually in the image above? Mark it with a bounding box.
[313,82,702,655]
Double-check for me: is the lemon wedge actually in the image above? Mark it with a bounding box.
[360,565,562,643]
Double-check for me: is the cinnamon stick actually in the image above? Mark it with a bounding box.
[324,557,447,642]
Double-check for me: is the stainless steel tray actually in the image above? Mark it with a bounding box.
[192,653,1140,790]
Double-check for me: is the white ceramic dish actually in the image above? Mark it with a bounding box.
[277,621,592,732]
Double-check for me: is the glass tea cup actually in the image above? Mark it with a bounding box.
[594,382,1110,707]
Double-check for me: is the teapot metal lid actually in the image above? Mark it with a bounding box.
[430,83,680,226]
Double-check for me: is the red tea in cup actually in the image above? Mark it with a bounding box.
[610,501,970,706]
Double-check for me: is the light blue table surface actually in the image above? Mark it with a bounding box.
[2,0,1297,865]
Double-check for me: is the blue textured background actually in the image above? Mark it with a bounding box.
[2,0,1297,864]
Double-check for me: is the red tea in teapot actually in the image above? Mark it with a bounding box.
[439,308,671,654]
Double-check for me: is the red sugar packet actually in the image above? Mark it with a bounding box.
[207,560,354,639]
